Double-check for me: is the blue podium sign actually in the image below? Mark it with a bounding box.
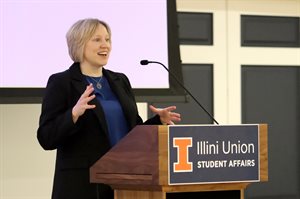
[168,125,260,185]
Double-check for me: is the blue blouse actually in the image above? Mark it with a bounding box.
[86,75,129,147]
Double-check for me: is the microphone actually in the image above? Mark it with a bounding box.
[140,59,219,125]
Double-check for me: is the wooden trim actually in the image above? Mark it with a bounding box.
[240,189,245,199]
[259,124,269,181]
[95,173,152,181]
[161,183,249,193]
[159,125,169,185]
[115,190,165,199]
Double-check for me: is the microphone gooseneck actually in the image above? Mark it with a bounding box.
[140,59,219,125]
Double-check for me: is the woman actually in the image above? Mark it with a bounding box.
[37,18,181,199]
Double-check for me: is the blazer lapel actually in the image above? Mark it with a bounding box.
[69,63,109,136]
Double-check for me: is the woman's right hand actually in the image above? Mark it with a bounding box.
[72,84,96,123]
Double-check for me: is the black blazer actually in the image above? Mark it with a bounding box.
[37,62,161,199]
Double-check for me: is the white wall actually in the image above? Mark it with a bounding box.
[0,104,54,199]
[0,103,147,199]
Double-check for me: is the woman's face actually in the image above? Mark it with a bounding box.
[82,24,111,68]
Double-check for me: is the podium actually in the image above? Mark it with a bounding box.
[90,124,268,199]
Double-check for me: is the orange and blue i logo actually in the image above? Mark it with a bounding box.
[173,137,193,172]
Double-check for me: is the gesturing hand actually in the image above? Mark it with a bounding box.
[149,105,181,125]
[72,84,96,123]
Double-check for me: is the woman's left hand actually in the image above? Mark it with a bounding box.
[149,105,181,125]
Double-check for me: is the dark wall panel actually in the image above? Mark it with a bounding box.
[150,64,214,124]
[177,12,213,45]
[241,15,300,47]
[242,66,300,199]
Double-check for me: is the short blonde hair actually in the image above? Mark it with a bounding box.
[66,18,111,62]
